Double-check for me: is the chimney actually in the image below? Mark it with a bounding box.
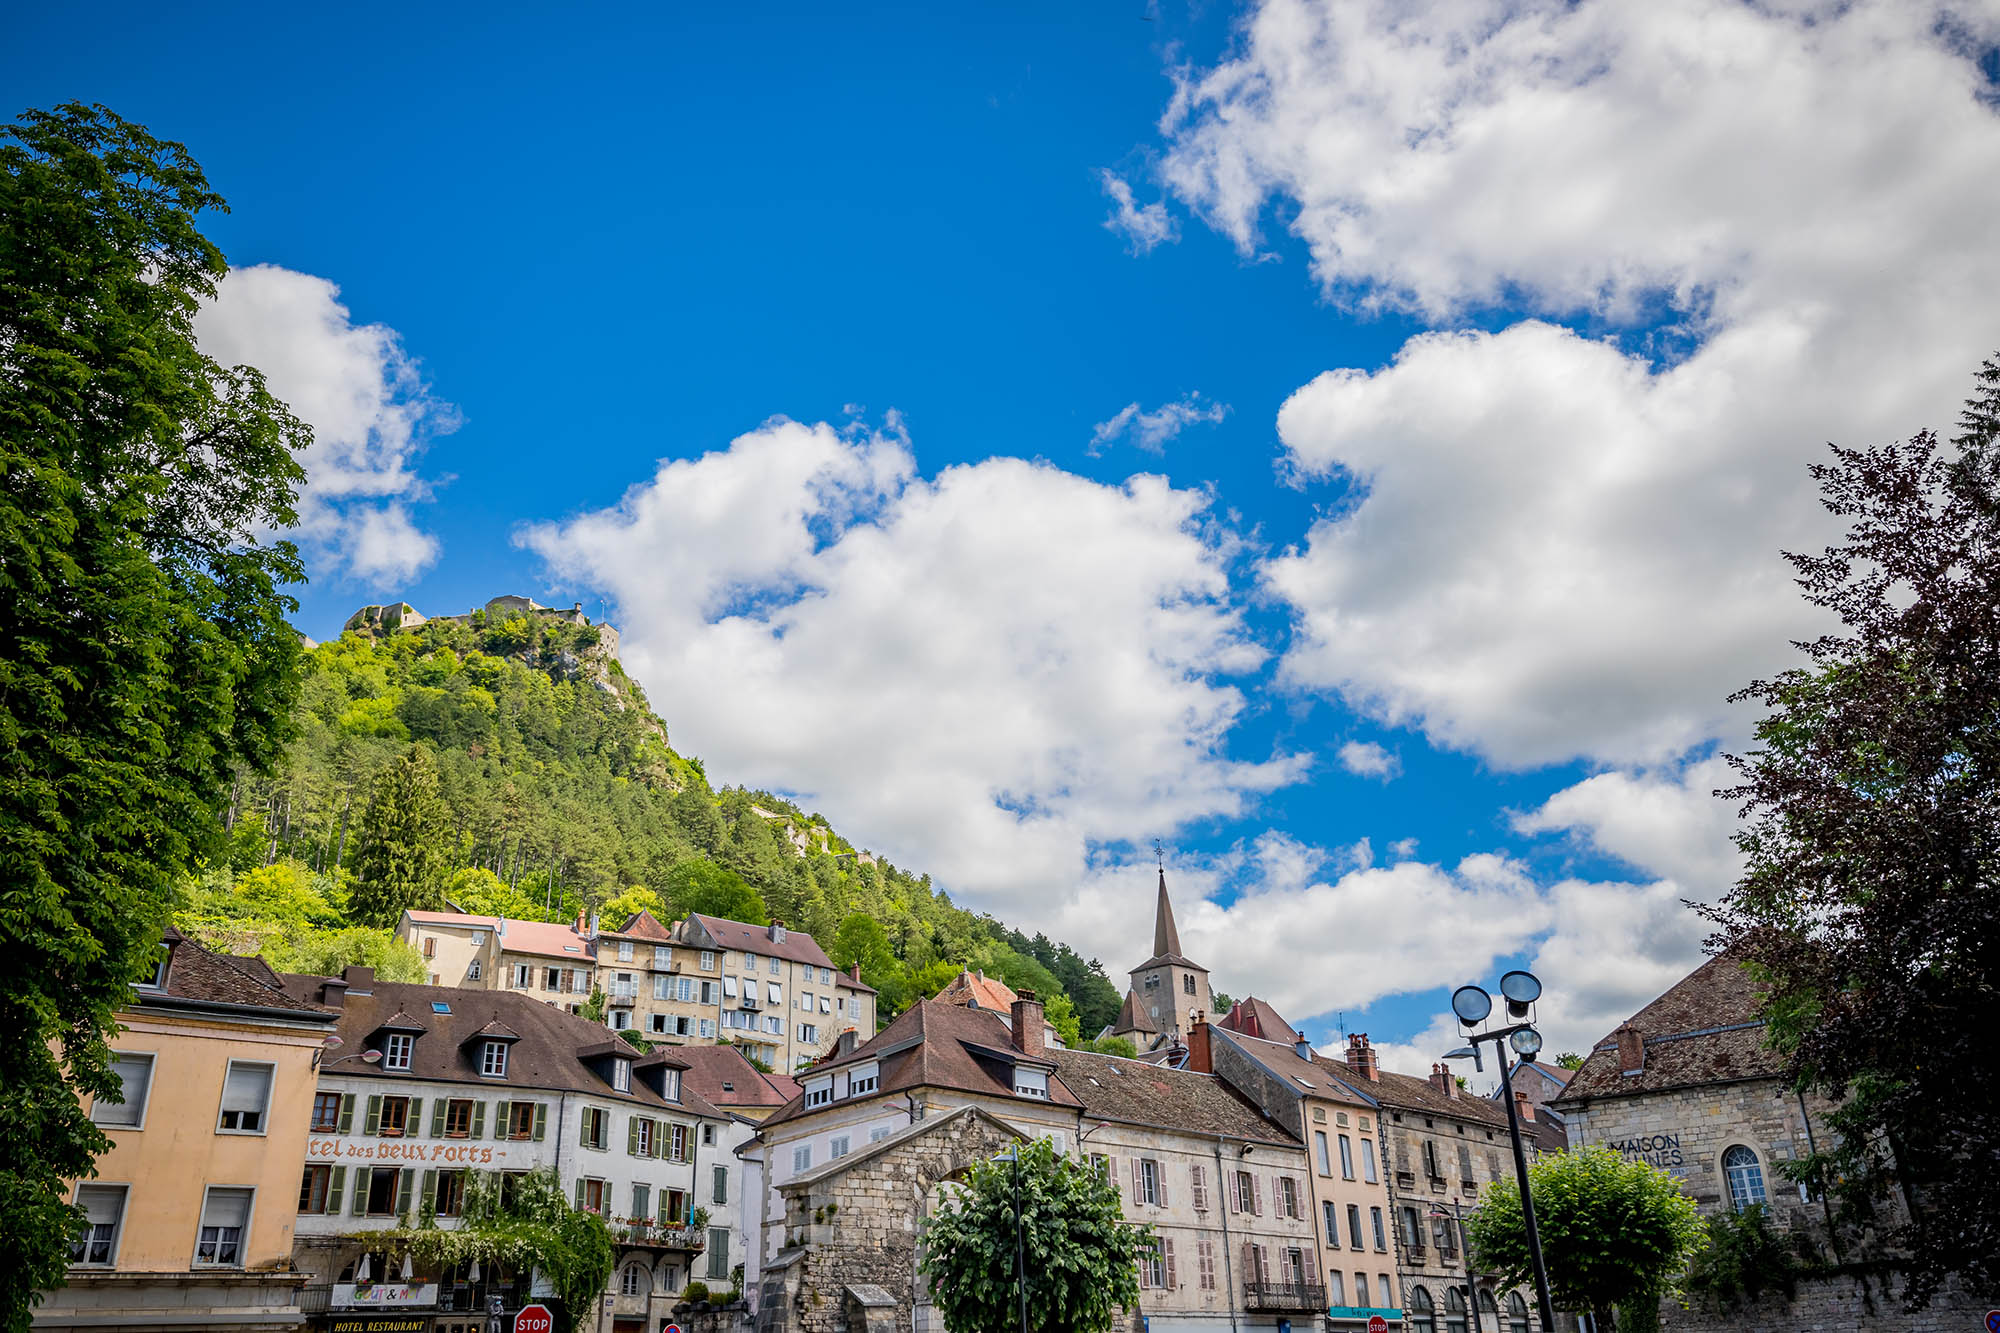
[848,963,862,982]
[574,907,587,934]
[835,1028,859,1058]
[1515,1090,1537,1123]
[769,920,787,945]
[1011,989,1045,1058]
[341,965,375,995]
[319,976,349,1008]
[1431,1063,1460,1099]
[1186,1009,1213,1074]
[1295,1030,1313,1062]
[1616,1023,1646,1074]
[1347,1032,1380,1082]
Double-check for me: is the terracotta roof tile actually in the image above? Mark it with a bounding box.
[934,970,1019,1012]
[402,910,594,961]
[1216,996,1298,1043]
[605,910,675,944]
[674,1044,803,1111]
[1047,1048,1297,1145]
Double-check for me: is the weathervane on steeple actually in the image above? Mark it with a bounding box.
[1153,838,1165,871]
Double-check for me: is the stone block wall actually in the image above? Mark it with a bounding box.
[1661,1270,1990,1332]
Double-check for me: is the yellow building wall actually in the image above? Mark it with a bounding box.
[404,922,493,988]
[83,1009,324,1271]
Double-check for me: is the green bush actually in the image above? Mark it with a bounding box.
[682,1280,711,1304]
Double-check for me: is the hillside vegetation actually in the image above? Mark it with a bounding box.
[193,602,1124,1041]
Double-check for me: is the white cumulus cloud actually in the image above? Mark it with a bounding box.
[521,417,1303,913]
[1091,392,1230,454]
[1146,0,2000,770]
[195,264,456,584]
[1099,170,1179,254]
[1337,740,1399,780]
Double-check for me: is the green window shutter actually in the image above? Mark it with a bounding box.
[364,1095,382,1136]
[495,1101,511,1140]
[575,1177,586,1210]
[532,1103,547,1141]
[351,1167,370,1215]
[421,1169,437,1211]
[470,1101,486,1140]
[408,1098,423,1136]
[326,1165,346,1214]
[633,1183,650,1221]
[714,1165,727,1204]
[654,1120,665,1159]
[627,1116,640,1156]
[394,1168,414,1220]
[430,1100,446,1137]
[338,1094,355,1133]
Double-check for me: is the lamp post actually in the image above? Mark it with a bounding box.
[993,1146,1029,1333]
[1428,1200,1482,1333]
[1444,971,1556,1331]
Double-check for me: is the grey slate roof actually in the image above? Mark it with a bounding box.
[1555,952,1781,1104]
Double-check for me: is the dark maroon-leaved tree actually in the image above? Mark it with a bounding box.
[1710,357,2000,1304]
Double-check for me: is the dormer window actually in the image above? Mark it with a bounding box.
[804,1078,833,1109]
[1014,1069,1049,1099]
[661,1069,681,1102]
[140,943,170,990]
[848,1063,880,1097]
[384,1034,413,1072]
[612,1060,631,1093]
[481,1041,508,1078]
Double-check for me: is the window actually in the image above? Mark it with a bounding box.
[1723,1145,1767,1210]
[1323,1200,1339,1243]
[1191,1163,1208,1211]
[654,946,672,969]
[804,1079,832,1109]
[1433,1212,1458,1257]
[508,1101,537,1139]
[1378,1275,1394,1310]
[714,1165,728,1204]
[617,940,634,962]
[299,1164,332,1213]
[1277,1175,1298,1218]
[383,1033,413,1072]
[648,1012,668,1034]
[634,1118,656,1157]
[1013,1069,1049,1098]
[1139,1157,1160,1205]
[1339,1134,1355,1179]
[142,944,170,989]
[671,1122,690,1161]
[70,1185,126,1267]
[1327,1271,1345,1306]
[364,1168,400,1216]
[1197,1237,1216,1290]
[1371,1206,1387,1251]
[1235,1169,1257,1214]
[798,991,812,1011]
[830,1135,851,1160]
[849,996,862,1020]
[706,1227,731,1279]
[420,936,436,957]
[513,964,532,988]
[770,957,781,975]
[699,950,716,970]
[217,1061,273,1134]
[94,1053,155,1129]
[792,1144,812,1173]
[692,979,708,1003]
[312,1091,342,1133]
[1409,1287,1435,1333]
[579,1178,607,1214]
[1403,1206,1424,1249]
[763,1016,781,1034]
[1424,1139,1443,1179]
[1138,1237,1166,1289]
[195,1187,252,1266]
[378,1095,411,1137]
[1444,1286,1468,1333]
[435,1170,466,1217]
[768,981,782,1004]
[1361,1137,1379,1183]
[1348,1203,1364,1249]
[432,1098,469,1137]
[621,1264,646,1296]
[870,1126,892,1143]
[580,1106,608,1150]
[1506,1292,1530,1333]
[849,1068,879,1097]
[1314,1130,1331,1175]
[744,952,759,971]
[610,1009,631,1031]
[610,1059,629,1093]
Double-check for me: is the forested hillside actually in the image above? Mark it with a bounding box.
[193,600,1124,1042]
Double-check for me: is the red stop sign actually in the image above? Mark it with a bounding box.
[1367,1318,1388,1333]
[515,1305,555,1333]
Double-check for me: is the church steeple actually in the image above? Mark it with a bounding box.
[1153,865,1184,961]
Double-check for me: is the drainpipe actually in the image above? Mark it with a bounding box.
[1212,1136,1240,1333]
[1795,1090,1843,1262]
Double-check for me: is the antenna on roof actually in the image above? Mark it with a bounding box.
[1337,1011,1347,1038]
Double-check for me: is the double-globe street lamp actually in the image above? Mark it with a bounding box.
[1443,971,1556,1332]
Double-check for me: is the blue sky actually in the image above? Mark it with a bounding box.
[13,0,1998,1076]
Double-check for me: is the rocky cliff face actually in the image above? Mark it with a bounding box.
[342,593,636,713]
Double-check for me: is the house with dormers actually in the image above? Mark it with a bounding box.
[280,967,734,1332]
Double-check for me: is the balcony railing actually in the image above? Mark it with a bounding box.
[739,996,761,1010]
[621,1221,707,1250]
[1242,1281,1327,1312]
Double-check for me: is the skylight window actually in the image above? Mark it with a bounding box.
[432,1003,451,1014]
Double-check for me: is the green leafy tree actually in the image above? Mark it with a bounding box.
[348,744,447,926]
[0,103,309,1329]
[443,866,552,921]
[1210,990,1235,1015]
[266,925,428,983]
[1077,1035,1138,1059]
[1466,1147,1704,1332]
[580,987,608,1024]
[600,885,668,927]
[1707,357,2000,1302]
[919,1137,1150,1333]
[663,858,766,924]
[1553,1052,1584,1071]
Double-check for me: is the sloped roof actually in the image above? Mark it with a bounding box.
[1113,987,1160,1034]
[1213,1026,1375,1110]
[402,910,593,961]
[675,1043,803,1111]
[934,969,1019,1012]
[761,999,1082,1129]
[605,910,675,943]
[1048,1047,1298,1145]
[1556,953,1780,1104]
[149,930,335,1021]
[1216,996,1298,1043]
[685,913,832,970]
[275,973,722,1118]
[1131,869,1208,973]
[1313,1053,1511,1128]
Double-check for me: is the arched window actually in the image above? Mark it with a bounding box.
[1444,1286,1468,1333]
[1507,1291,1530,1333]
[620,1264,647,1296]
[1723,1145,1767,1210]
[1478,1289,1498,1315]
[1407,1287,1434,1333]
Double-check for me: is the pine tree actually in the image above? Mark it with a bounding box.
[349,745,447,926]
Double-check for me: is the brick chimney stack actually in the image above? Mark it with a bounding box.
[1187,1009,1212,1074]
[1431,1063,1460,1099]
[1514,1090,1536,1122]
[1347,1032,1380,1081]
[1011,989,1045,1057]
[1615,1023,1646,1074]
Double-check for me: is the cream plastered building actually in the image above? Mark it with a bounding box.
[674,914,878,1072]
[597,910,718,1043]
[39,930,336,1333]
[399,909,596,1009]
